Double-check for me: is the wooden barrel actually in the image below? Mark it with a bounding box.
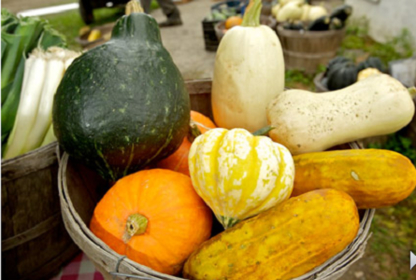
[1,142,80,280]
[58,79,375,280]
[276,24,346,74]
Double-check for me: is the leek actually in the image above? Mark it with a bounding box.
[1,56,26,148]
[23,54,65,152]
[4,51,47,159]
[40,123,57,147]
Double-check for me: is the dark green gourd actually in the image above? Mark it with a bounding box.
[52,1,190,182]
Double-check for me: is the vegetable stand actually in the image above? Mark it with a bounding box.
[58,79,375,280]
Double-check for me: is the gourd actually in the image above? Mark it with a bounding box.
[357,56,386,73]
[188,127,295,229]
[292,149,416,208]
[90,169,213,275]
[52,1,190,182]
[307,5,328,21]
[225,16,243,29]
[183,188,360,280]
[276,1,303,22]
[155,111,216,176]
[267,74,415,155]
[307,15,330,31]
[329,4,353,23]
[357,67,382,81]
[326,60,358,90]
[211,0,285,132]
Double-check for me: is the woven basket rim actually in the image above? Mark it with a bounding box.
[58,141,375,280]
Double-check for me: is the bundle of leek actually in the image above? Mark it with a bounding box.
[3,47,81,159]
[1,8,67,155]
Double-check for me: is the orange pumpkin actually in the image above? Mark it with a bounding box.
[225,16,243,29]
[156,110,216,176]
[90,169,213,275]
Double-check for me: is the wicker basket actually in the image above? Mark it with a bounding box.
[58,79,375,280]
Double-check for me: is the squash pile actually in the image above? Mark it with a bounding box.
[52,0,416,279]
[272,0,353,31]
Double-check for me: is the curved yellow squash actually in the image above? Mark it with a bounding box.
[183,189,360,280]
[188,128,294,228]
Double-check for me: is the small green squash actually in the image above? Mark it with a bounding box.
[52,1,190,182]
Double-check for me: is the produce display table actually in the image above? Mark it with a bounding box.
[50,253,104,280]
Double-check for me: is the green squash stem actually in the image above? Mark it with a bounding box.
[409,87,416,99]
[241,0,262,27]
[123,213,148,242]
[252,125,275,136]
[125,0,144,15]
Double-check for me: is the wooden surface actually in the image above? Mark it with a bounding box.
[1,142,80,280]
[58,79,375,280]
[277,25,346,74]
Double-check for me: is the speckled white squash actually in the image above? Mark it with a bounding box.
[267,73,415,155]
[211,0,285,132]
[188,128,295,229]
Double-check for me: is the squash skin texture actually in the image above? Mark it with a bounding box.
[292,149,416,208]
[53,13,190,181]
[89,169,212,275]
[155,111,216,176]
[212,25,285,132]
[267,74,415,155]
[188,128,294,228]
[183,189,360,280]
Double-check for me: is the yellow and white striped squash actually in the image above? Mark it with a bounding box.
[188,128,295,229]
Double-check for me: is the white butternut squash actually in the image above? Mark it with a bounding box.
[211,0,285,132]
[267,74,415,155]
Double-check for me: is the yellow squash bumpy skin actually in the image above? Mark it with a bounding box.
[188,128,295,229]
[292,149,416,209]
[183,189,360,280]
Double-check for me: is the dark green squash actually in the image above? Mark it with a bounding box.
[357,56,386,73]
[52,2,190,182]
[329,4,353,23]
[326,60,358,90]
[323,56,352,78]
[307,15,330,31]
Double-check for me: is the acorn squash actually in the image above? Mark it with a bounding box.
[188,128,295,229]
[52,1,190,182]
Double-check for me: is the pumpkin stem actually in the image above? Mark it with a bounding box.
[125,0,144,15]
[187,120,202,143]
[123,213,148,242]
[241,0,262,27]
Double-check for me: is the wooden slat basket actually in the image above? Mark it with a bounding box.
[58,79,375,280]
[2,142,80,280]
[276,24,346,74]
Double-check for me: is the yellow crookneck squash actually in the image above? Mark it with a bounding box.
[188,128,295,229]
[211,0,285,132]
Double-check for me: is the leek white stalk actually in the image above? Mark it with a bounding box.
[4,50,47,159]
[22,56,65,153]
[40,123,57,147]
